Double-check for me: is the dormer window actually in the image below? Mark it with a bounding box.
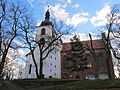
[41,28,45,35]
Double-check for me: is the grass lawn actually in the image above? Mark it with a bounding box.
[12,79,120,89]
[12,79,79,88]
[49,79,120,90]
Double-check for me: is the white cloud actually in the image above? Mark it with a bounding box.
[72,4,80,8]
[66,13,89,27]
[6,48,26,61]
[90,5,111,26]
[57,0,65,2]
[13,40,23,47]
[57,0,72,3]
[62,33,99,43]
[51,4,69,22]
[36,22,41,26]
[17,49,26,57]
[28,0,46,7]
[62,4,67,8]
[80,12,89,16]
[58,0,72,3]
[50,4,89,27]
[67,0,72,3]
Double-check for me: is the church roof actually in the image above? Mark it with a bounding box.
[40,21,53,26]
[62,39,105,51]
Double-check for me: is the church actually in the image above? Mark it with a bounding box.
[61,38,115,80]
[22,8,115,80]
[22,8,62,79]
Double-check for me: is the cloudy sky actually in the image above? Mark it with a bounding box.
[9,0,120,57]
[27,0,119,34]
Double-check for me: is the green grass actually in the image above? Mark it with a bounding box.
[0,82,4,87]
[12,79,120,89]
[12,78,79,89]
[49,79,120,90]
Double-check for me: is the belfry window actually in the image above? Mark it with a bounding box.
[41,28,45,35]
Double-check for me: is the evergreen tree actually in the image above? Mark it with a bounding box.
[67,34,88,79]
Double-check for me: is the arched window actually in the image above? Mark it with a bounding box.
[98,54,106,67]
[41,28,45,35]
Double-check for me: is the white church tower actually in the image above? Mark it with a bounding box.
[22,7,62,79]
[36,7,55,42]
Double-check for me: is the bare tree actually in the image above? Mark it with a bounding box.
[104,4,120,58]
[36,35,62,78]
[19,14,40,78]
[0,0,6,54]
[3,60,16,80]
[2,47,24,80]
[108,5,120,59]
[100,4,120,79]
[85,33,99,79]
[0,0,31,79]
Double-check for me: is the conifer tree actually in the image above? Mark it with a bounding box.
[67,34,88,79]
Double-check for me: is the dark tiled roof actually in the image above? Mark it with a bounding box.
[40,21,53,26]
[62,39,105,51]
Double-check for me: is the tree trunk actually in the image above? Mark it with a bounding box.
[106,51,112,79]
[88,34,99,79]
[0,32,1,55]
[39,59,44,79]
[30,50,39,78]
[0,52,7,80]
[39,50,44,79]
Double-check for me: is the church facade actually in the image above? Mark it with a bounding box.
[22,9,115,80]
[61,39,115,80]
[22,8,62,79]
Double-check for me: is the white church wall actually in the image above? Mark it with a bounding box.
[23,43,62,79]
[22,9,62,79]
[43,48,61,78]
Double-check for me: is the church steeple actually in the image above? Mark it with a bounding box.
[40,6,52,26]
[45,6,50,21]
